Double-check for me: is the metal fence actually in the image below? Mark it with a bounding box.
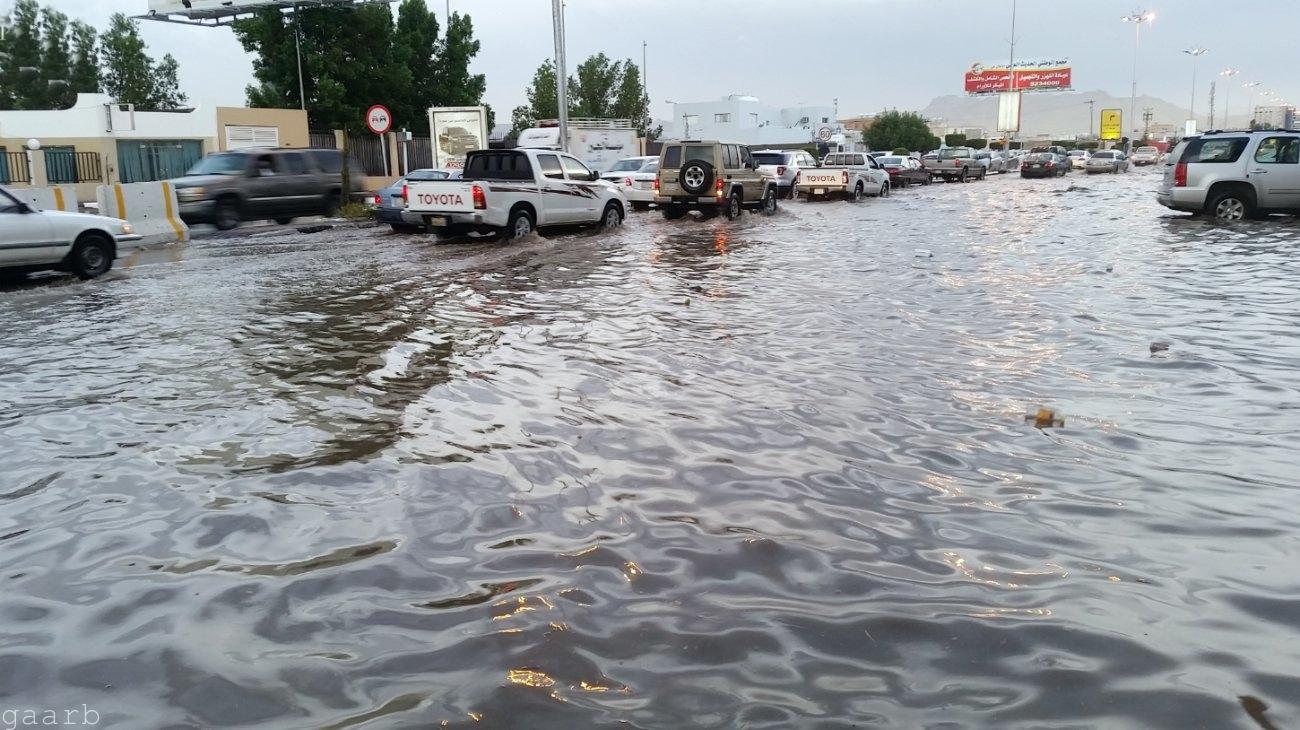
[347,135,389,176]
[309,131,337,149]
[1,151,31,184]
[406,138,433,172]
[74,151,103,183]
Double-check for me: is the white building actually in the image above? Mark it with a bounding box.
[662,95,846,148]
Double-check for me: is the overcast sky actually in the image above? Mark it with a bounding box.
[29,0,1300,122]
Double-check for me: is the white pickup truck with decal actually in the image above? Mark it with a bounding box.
[404,148,629,239]
[794,151,892,201]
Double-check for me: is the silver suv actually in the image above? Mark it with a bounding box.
[1158,130,1300,221]
[752,149,818,199]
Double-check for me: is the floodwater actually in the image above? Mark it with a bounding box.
[2,171,1299,729]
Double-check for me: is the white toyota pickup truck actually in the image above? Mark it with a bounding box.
[794,152,891,201]
[404,148,628,239]
[1,185,142,279]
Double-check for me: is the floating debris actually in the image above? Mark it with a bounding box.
[1150,341,1170,354]
[1026,407,1065,429]
[296,224,333,234]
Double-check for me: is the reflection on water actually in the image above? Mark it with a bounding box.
[2,174,1299,728]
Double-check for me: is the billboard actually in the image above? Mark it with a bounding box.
[430,106,488,171]
[965,59,1072,95]
[1100,109,1123,140]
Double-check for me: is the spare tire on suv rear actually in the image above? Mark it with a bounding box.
[679,160,715,196]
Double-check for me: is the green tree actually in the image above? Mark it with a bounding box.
[38,7,72,108]
[515,54,654,137]
[965,138,987,149]
[1,0,44,110]
[989,141,1004,150]
[432,12,485,109]
[100,13,187,109]
[864,111,936,153]
[68,20,100,97]
[235,4,483,134]
[391,0,436,133]
[943,133,967,147]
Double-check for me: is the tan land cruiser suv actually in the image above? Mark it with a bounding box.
[655,140,779,220]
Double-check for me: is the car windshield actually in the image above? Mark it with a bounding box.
[1068,150,1086,156]
[752,153,788,166]
[879,157,904,165]
[187,154,247,176]
[637,160,659,173]
[939,149,970,159]
[608,158,647,172]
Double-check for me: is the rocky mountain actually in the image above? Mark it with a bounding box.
[919,89,1252,138]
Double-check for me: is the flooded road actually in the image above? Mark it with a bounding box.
[2,171,1299,728]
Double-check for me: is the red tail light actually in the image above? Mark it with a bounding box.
[795,171,801,183]
[401,184,408,201]
[654,177,660,192]
[885,166,900,172]
[841,171,849,184]
[472,184,486,210]
[624,177,633,186]
[374,194,382,206]
[777,166,786,176]
[1174,162,1188,187]
[1045,161,1055,168]
[716,177,724,196]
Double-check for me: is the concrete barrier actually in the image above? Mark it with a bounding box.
[9,185,79,212]
[95,181,190,245]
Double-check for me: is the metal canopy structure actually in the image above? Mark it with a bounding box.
[135,1,397,28]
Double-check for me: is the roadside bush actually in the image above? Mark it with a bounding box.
[944,133,967,147]
[965,138,987,150]
[891,147,911,155]
[340,201,373,220]
[989,141,1004,150]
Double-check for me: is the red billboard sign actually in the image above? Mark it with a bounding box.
[965,60,1072,95]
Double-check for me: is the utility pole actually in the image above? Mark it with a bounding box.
[551,0,569,152]
[1006,0,1020,150]
[1121,11,1155,151]
[1219,68,1239,129]
[1142,107,1154,142]
[293,4,305,111]
[1084,99,1096,137]
[1183,47,1208,134]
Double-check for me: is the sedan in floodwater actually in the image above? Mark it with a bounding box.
[374,169,451,233]
[1086,150,1130,174]
[1020,152,1068,178]
[877,156,932,188]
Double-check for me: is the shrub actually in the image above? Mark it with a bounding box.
[892,147,911,155]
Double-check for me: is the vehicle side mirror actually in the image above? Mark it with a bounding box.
[589,171,600,181]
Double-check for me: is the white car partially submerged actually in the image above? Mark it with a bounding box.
[601,156,659,211]
[1,186,141,279]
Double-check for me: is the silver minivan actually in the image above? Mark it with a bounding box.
[1158,131,1300,220]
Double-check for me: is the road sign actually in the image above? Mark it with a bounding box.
[1100,109,1122,141]
[367,105,392,135]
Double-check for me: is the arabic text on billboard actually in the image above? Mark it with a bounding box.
[965,60,1072,95]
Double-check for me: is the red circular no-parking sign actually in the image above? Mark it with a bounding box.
[366,105,392,135]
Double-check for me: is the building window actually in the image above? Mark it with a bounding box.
[683,115,699,134]
[822,117,830,124]
[714,113,731,123]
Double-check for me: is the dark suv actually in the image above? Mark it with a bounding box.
[173,148,347,230]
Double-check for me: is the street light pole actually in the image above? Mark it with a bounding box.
[1242,81,1261,128]
[1183,47,1207,134]
[551,0,569,152]
[1121,10,1154,150]
[1219,68,1239,129]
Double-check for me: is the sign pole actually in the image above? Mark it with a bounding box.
[552,0,569,153]
[366,105,393,178]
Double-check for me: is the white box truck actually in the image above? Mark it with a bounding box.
[515,119,640,176]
